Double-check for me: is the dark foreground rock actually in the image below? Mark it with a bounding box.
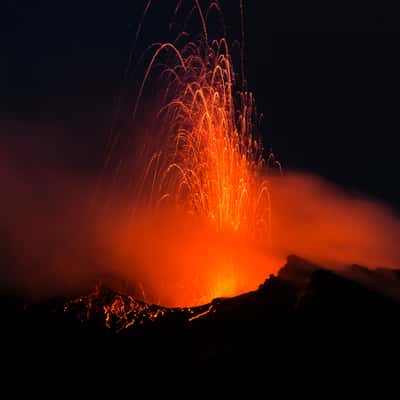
[1,255,400,396]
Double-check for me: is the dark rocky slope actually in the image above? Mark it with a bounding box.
[1,255,400,395]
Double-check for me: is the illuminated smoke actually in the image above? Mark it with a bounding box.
[0,2,399,307]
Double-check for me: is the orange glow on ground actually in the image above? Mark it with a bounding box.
[97,208,284,307]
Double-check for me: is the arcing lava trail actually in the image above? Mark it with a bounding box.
[98,0,280,307]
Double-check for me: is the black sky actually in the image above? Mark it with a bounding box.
[2,0,400,208]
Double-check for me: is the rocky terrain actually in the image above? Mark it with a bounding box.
[1,255,400,395]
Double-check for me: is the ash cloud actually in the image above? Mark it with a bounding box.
[1,129,400,305]
[269,173,400,270]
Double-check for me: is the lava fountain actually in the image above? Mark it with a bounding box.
[99,0,282,307]
[136,37,271,237]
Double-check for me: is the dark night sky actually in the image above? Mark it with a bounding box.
[2,1,400,209]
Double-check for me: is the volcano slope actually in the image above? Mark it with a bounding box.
[1,255,400,394]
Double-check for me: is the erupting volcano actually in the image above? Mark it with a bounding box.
[2,0,400,392]
[98,0,282,307]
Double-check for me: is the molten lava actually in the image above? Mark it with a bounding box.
[64,283,215,332]
[139,39,271,238]
[99,0,279,307]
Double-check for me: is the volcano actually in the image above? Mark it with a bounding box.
[2,1,400,396]
[2,255,400,395]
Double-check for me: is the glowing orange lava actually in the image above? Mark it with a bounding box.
[101,1,281,307]
[139,41,271,238]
